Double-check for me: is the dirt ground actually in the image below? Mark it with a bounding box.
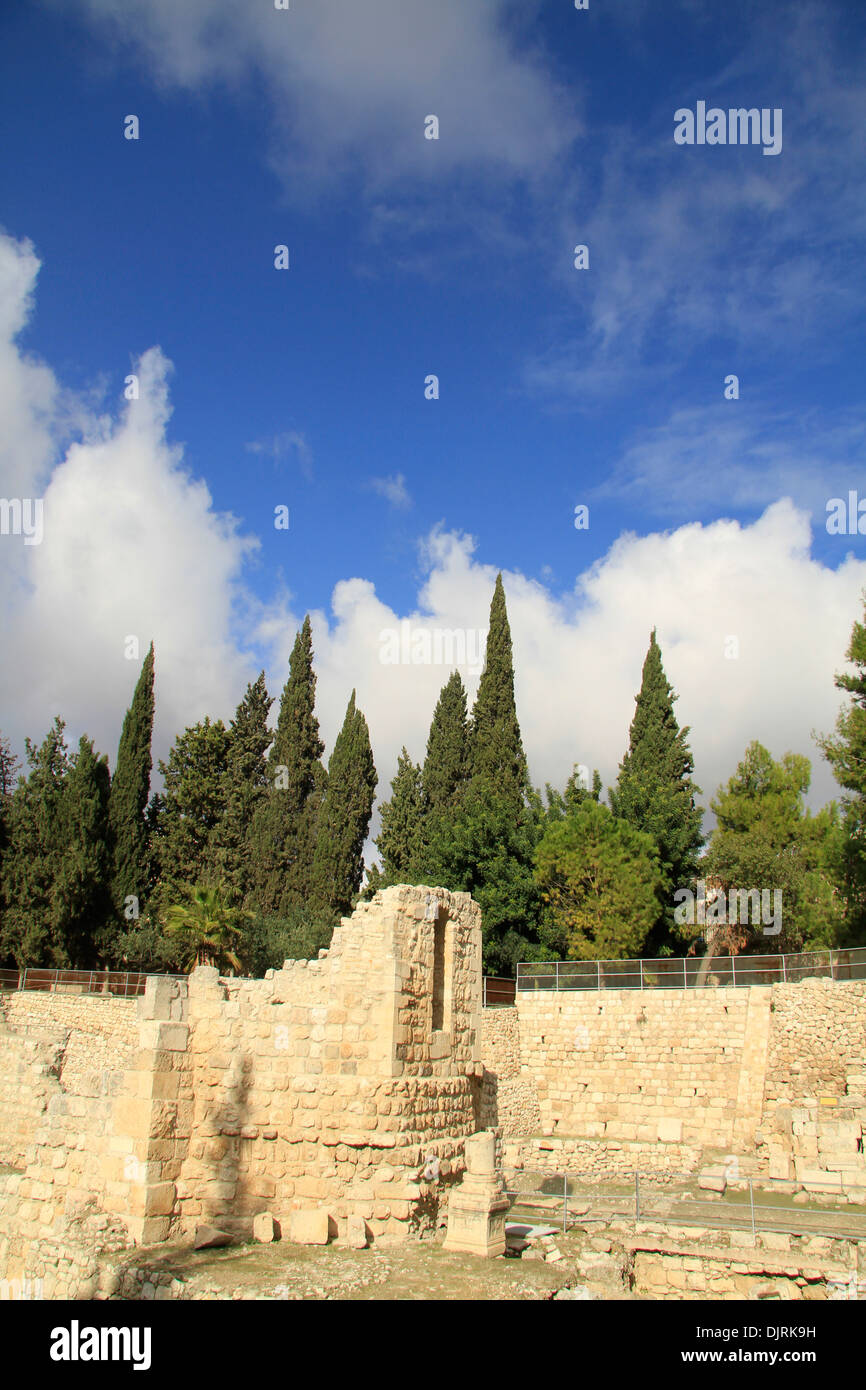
[112,1227,624,1302]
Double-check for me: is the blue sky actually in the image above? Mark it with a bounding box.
[1,0,865,826]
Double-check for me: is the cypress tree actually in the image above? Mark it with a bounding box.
[1,724,112,967]
[469,572,528,804]
[211,673,273,906]
[417,672,471,880]
[818,599,866,941]
[251,617,326,915]
[0,719,69,966]
[609,629,703,950]
[312,691,377,917]
[422,672,470,812]
[151,717,232,913]
[375,747,423,886]
[434,574,541,972]
[108,642,155,920]
[58,737,113,967]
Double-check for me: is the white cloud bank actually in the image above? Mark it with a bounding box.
[1,230,863,838]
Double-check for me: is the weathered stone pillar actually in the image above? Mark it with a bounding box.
[443,1130,509,1257]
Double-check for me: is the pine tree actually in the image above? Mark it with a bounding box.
[311,691,377,917]
[108,642,155,920]
[375,748,423,886]
[211,673,272,906]
[536,801,663,960]
[609,629,703,951]
[251,617,325,915]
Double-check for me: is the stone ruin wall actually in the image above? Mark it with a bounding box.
[1,898,865,1296]
[480,979,866,1194]
[0,885,485,1291]
[171,884,483,1243]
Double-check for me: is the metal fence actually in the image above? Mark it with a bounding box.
[482,976,516,1007]
[517,946,866,993]
[0,968,186,997]
[504,1168,866,1247]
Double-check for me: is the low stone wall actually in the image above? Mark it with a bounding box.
[763,980,866,1104]
[0,992,138,1168]
[479,1007,541,1136]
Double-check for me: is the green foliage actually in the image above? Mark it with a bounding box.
[430,782,543,975]
[817,596,866,943]
[150,717,232,914]
[0,722,112,968]
[210,672,272,906]
[311,691,377,916]
[706,741,845,951]
[610,629,703,950]
[240,905,335,977]
[534,801,663,960]
[163,882,249,973]
[374,747,423,887]
[469,573,528,806]
[250,618,326,916]
[108,643,155,921]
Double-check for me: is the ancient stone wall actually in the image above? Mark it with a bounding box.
[172,885,482,1243]
[763,980,866,1104]
[0,884,485,1288]
[510,987,762,1151]
[478,1006,541,1136]
[0,991,138,1169]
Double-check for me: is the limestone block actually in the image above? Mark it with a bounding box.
[657,1118,683,1143]
[253,1212,277,1243]
[289,1209,330,1245]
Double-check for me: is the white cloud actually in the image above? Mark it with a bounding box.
[0,232,256,770]
[2,229,862,857]
[66,0,580,195]
[367,472,411,509]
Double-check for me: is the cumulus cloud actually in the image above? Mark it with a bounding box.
[3,228,863,850]
[0,232,256,769]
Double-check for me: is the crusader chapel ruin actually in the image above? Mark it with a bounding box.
[0,882,865,1299]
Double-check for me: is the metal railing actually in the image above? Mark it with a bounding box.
[504,1168,866,1245]
[483,976,516,1007]
[0,968,186,998]
[517,946,866,993]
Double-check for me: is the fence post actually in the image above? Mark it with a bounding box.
[830,951,837,982]
[732,956,737,988]
[52,970,58,993]
[781,954,787,983]
[682,957,687,989]
[596,960,601,991]
[749,1179,756,1242]
[634,1171,640,1221]
[556,961,560,993]
[20,967,27,992]
[640,959,644,992]
[563,1174,568,1235]
[483,978,486,1008]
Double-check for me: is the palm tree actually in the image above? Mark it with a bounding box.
[163,882,249,974]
